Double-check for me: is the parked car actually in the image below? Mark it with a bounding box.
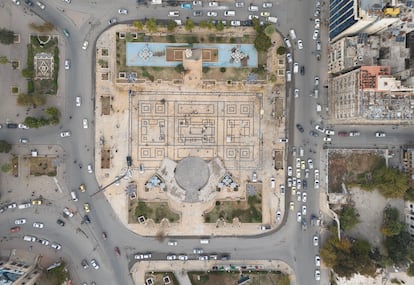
[33,222,44,228]
[207,11,217,16]
[51,242,62,250]
[349,131,360,136]
[375,131,386,137]
[10,226,21,233]
[118,8,128,15]
[15,218,27,225]
[64,59,70,70]
[60,131,71,138]
[296,124,304,133]
[208,1,218,6]
[56,219,65,226]
[297,39,303,50]
[82,40,89,50]
[91,259,100,269]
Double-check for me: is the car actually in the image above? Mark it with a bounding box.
[313,235,319,246]
[309,130,319,137]
[10,226,21,233]
[302,192,307,203]
[168,11,180,16]
[81,259,89,269]
[284,37,291,48]
[83,203,90,213]
[297,190,301,202]
[313,29,319,40]
[82,40,89,50]
[296,124,304,133]
[63,29,70,38]
[338,131,349,137]
[297,39,303,50]
[375,131,386,137]
[288,165,293,176]
[180,3,192,9]
[23,235,37,242]
[279,138,288,143]
[87,164,93,173]
[90,259,99,269]
[19,138,29,144]
[316,40,321,51]
[193,0,202,5]
[315,255,321,266]
[296,158,301,169]
[60,131,71,138]
[303,179,308,189]
[8,203,17,209]
[314,76,319,86]
[289,201,294,210]
[32,199,42,205]
[143,253,152,259]
[193,248,204,254]
[260,225,271,231]
[296,170,301,179]
[134,254,144,260]
[315,269,321,280]
[207,11,217,16]
[84,215,91,224]
[63,59,71,70]
[325,129,335,136]
[315,125,325,133]
[314,18,320,29]
[178,254,188,260]
[62,0,71,3]
[15,218,26,225]
[286,53,292,63]
[38,238,49,246]
[209,254,218,260]
[12,0,21,4]
[270,177,275,188]
[260,11,270,17]
[166,254,177,260]
[235,2,244,7]
[36,1,45,9]
[297,179,302,190]
[280,184,285,195]
[294,89,300,98]
[198,255,209,261]
[297,212,302,223]
[302,205,307,216]
[193,10,202,16]
[291,186,296,195]
[167,240,178,246]
[18,202,31,209]
[114,247,121,256]
[287,177,292,187]
[315,169,320,180]
[293,62,299,74]
[75,96,81,107]
[79,184,86,192]
[349,131,360,136]
[108,18,117,25]
[33,222,44,228]
[301,160,306,170]
[56,219,65,226]
[307,159,313,169]
[83,118,88,129]
[18,123,29,129]
[314,179,320,189]
[230,20,241,26]
[118,8,128,15]
[51,242,62,250]
[305,169,310,179]
[208,1,218,6]
[323,136,332,142]
[25,0,33,6]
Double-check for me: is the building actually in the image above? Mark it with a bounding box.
[0,251,41,285]
[405,201,414,239]
[402,147,414,188]
[329,66,414,122]
[329,0,400,42]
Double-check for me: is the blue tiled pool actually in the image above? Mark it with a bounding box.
[126,42,258,68]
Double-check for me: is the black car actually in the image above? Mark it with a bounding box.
[56,219,65,227]
[309,130,319,137]
[84,215,91,224]
[303,180,308,189]
[25,0,33,6]
[6,123,18,129]
[193,10,202,16]
[300,66,305,75]
[296,124,304,133]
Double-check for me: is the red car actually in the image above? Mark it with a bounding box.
[10,226,21,233]
[338,131,349,137]
[114,247,120,256]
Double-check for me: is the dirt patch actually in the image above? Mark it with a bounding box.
[144,272,178,285]
[128,200,180,223]
[328,151,383,193]
[101,148,110,169]
[189,271,289,285]
[29,157,56,176]
[204,194,262,223]
[101,96,111,115]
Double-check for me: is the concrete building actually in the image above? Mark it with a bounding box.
[405,201,414,239]
[0,251,41,285]
[329,0,400,43]
[329,66,414,122]
[402,147,414,188]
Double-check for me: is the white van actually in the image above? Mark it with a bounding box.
[286,71,291,82]
[70,191,78,202]
[293,62,299,73]
[23,235,37,242]
[248,5,259,11]
[224,10,235,16]
[168,11,179,17]
[289,29,297,41]
[299,146,304,157]
[200,239,209,244]
[267,16,278,23]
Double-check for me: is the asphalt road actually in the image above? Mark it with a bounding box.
[1,1,414,285]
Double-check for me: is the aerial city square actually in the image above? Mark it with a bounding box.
[1,0,414,284]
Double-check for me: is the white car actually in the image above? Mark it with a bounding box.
[325,129,335,136]
[39,239,49,246]
[83,118,88,129]
[60,131,71,138]
[63,207,74,218]
[262,2,272,8]
[287,166,293,177]
[33,222,44,228]
[248,14,259,20]
[208,1,218,6]
[168,11,179,17]
[302,192,307,203]
[375,131,386,137]
[297,191,301,202]
[270,177,275,188]
[287,177,292,187]
[307,159,314,169]
[51,242,62,250]
[315,125,325,133]
[315,255,321,267]
[297,212,302,223]
[294,89,300,98]
[207,11,218,16]
[90,259,99,269]
[302,205,307,216]
[314,76,319,86]
[75,96,81,107]
[286,53,292,63]
[12,0,20,5]
[82,40,89,50]
[280,184,285,195]
[64,59,70,70]
[284,37,291,48]
[315,169,319,180]
[297,179,301,190]
[178,255,188,260]
[289,201,294,211]
[296,158,301,169]
[167,240,178,246]
[167,254,177,260]
[276,211,281,222]
[231,20,241,26]
[15,218,26,225]
[312,29,319,40]
[292,177,297,187]
[297,39,303,50]
[18,123,29,129]
[301,160,306,170]
[87,164,93,173]
[314,179,320,189]
[313,235,319,246]
[235,2,244,7]
[315,269,321,280]
[118,8,128,15]
[350,131,360,136]
[193,0,202,5]
[323,136,332,142]
[314,18,320,29]
[36,1,45,9]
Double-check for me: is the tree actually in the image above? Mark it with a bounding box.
[277,46,286,55]
[0,140,12,153]
[407,263,414,276]
[185,19,195,31]
[0,56,8,64]
[45,107,60,118]
[0,28,15,45]
[254,32,271,52]
[167,20,177,32]
[381,207,405,237]
[339,205,360,231]
[384,230,412,265]
[1,163,12,173]
[145,18,158,33]
[264,25,275,36]
[175,64,185,73]
[404,187,414,202]
[23,117,39,128]
[22,68,34,78]
[133,21,143,30]
[199,21,209,29]
[31,94,46,106]
[215,21,224,31]
[17,93,33,106]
